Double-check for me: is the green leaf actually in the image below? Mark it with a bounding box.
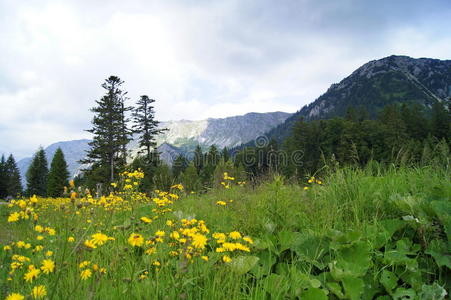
[430,201,451,244]
[301,288,328,300]
[342,276,364,300]
[419,282,448,300]
[263,273,289,296]
[426,239,451,269]
[278,230,303,251]
[327,282,344,299]
[229,255,259,275]
[380,270,398,292]
[331,241,372,279]
[391,287,416,299]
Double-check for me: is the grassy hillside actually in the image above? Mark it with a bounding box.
[1,165,450,299]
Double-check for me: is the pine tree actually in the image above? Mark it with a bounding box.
[26,148,48,196]
[431,101,450,141]
[0,155,7,199]
[47,148,70,197]
[222,147,230,162]
[172,154,188,179]
[132,95,166,163]
[6,154,22,198]
[193,145,204,175]
[81,76,131,183]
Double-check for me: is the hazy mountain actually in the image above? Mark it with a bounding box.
[266,55,451,142]
[17,111,291,181]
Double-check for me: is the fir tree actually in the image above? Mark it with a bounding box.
[26,148,48,196]
[0,155,7,199]
[47,148,70,197]
[6,154,22,198]
[132,95,166,163]
[81,76,131,183]
[193,145,204,175]
[172,154,188,179]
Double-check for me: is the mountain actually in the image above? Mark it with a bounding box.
[266,55,451,142]
[17,111,292,182]
[17,139,91,187]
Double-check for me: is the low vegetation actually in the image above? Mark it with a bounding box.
[1,164,449,299]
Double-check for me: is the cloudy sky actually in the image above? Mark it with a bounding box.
[1,0,451,159]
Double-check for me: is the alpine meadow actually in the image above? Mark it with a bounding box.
[0,1,450,300]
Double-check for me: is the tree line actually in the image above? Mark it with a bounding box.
[0,147,70,199]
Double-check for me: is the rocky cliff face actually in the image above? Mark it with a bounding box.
[18,111,292,181]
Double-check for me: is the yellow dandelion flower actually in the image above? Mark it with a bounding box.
[91,233,108,246]
[84,240,97,249]
[8,212,20,222]
[128,233,144,247]
[79,261,90,268]
[31,285,47,299]
[67,237,75,243]
[201,256,209,261]
[34,225,44,233]
[243,236,254,244]
[222,255,232,263]
[216,201,227,206]
[40,259,55,274]
[229,231,242,240]
[192,234,207,249]
[24,268,40,282]
[80,269,92,280]
[5,293,24,300]
[140,217,152,224]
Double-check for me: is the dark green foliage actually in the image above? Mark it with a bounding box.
[2,154,22,198]
[172,154,188,179]
[193,145,204,175]
[47,148,69,197]
[0,155,6,199]
[81,76,132,184]
[132,95,167,162]
[26,148,48,196]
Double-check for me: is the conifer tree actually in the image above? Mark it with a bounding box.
[47,148,70,197]
[193,145,204,175]
[81,76,132,183]
[132,95,166,163]
[172,154,188,179]
[6,154,22,198]
[0,155,7,199]
[26,148,48,196]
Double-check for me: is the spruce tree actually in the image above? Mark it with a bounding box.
[172,154,188,179]
[0,155,7,199]
[132,95,166,163]
[6,154,22,198]
[81,76,132,183]
[47,148,70,197]
[193,145,204,175]
[26,148,48,196]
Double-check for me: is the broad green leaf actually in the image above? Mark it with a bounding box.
[430,201,451,243]
[342,276,364,300]
[426,239,451,268]
[301,287,328,300]
[327,282,344,299]
[392,287,416,299]
[419,282,448,300]
[229,255,259,275]
[278,230,303,251]
[380,270,398,292]
[263,273,289,296]
[331,241,372,279]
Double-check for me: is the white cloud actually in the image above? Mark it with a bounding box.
[0,0,450,159]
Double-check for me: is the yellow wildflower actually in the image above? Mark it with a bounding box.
[140,216,152,224]
[40,259,55,274]
[192,234,207,249]
[31,285,47,299]
[229,231,242,240]
[222,255,232,263]
[5,293,24,300]
[8,212,20,222]
[24,268,40,282]
[128,233,144,247]
[80,269,92,280]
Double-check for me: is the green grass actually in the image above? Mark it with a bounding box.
[1,165,450,299]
